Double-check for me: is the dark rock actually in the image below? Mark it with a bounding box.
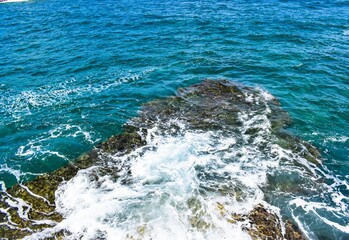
[98,131,145,154]
[230,204,306,240]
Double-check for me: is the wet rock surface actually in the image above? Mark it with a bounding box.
[132,80,288,132]
[0,131,145,239]
[234,204,306,240]
[0,80,315,239]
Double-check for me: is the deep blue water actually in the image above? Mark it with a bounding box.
[0,0,348,239]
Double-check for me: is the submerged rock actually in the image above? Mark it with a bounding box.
[0,80,316,239]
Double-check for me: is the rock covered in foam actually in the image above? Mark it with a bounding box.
[0,131,145,238]
[0,80,316,239]
[232,204,305,240]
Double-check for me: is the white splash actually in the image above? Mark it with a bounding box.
[25,88,290,239]
[325,136,348,143]
[15,85,349,239]
[28,123,282,239]
[0,0,29,3]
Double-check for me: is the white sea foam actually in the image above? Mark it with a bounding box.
[290,197,349,234]
[343,30,349,36]
[325,135,348,143]
[0,69,152,120]
[0,79,104,118]
[0,0,29,3]
[0,124,99,184]
[256,87,275,102]
[15,124,98,163]
[48,124,97,144]
[0,164,44,190]
[16,86,349,239]
[4,193,31,220]
[25,89,293,239]
[0,164,23,182]
[20,184,55,206]
[282,146,349,238]
[1,185,59,233]
[28,130,271,239]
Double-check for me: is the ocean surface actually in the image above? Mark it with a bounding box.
[0,0,348,239]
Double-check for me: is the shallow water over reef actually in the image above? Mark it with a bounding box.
[1,80,347,239]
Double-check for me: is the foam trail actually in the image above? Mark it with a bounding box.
[290,198,349,234]
[0,70,145,119]
[325,136,348,143]
[0,0,29,3]
[15,124,98,162]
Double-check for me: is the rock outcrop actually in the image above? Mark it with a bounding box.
[0,80,315,239]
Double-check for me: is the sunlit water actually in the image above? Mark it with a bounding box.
[0,0,348,239]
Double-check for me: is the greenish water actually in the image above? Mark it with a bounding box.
[0,0,348,239]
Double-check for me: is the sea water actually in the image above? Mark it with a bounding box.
[0,0,348,239]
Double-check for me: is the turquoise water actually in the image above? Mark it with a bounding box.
[0,0,348,239]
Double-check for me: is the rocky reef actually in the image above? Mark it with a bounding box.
[0,127,145,239]
[0,80,317,239]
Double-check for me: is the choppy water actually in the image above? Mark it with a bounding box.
[0,0,348,239]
